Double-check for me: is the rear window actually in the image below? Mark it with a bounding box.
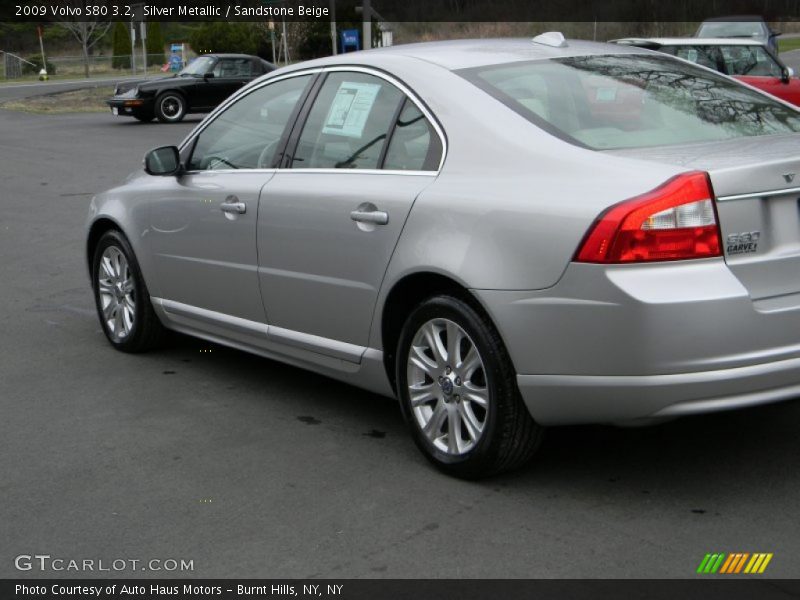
[458,54,800,150]
[697,21,765,38]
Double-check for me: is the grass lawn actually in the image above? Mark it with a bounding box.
[0,70,132,86]
[779,37,800,53]
[0,86,113,114]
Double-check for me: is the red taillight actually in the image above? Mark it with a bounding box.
[574,171,722,264]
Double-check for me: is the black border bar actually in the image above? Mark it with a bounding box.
[3,579,800,600]
[5,0,800,22]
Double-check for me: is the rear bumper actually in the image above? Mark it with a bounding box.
[473,259,800,425]
[517,358,800,425]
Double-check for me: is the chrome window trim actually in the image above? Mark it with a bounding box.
[188,168,437,177]
[717,186,800,202]
[178,65,447,175]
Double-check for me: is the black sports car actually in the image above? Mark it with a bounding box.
[106,53,275,123]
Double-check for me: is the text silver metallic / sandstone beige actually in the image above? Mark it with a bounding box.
[86,34,800,477]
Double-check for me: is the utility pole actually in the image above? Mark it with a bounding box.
[281,18,290,64]
[330,0,337,55]
[140,21,147,76]
[37,25,46,69]
[268,21,276,64]
[130,22,136,75]
[362,0,371,50]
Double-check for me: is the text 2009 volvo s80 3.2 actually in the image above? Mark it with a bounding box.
[86,33,800,477]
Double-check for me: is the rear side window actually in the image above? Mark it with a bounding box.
[215,58,252,78]
[383,100,442,171]
[291,72,404,169]
[660,45,725,71]
[459,54,800,150]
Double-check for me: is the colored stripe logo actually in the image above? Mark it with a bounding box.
[697,553,773,574]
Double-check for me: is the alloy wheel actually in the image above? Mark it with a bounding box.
[160,95,183,121]
[97,246,135,341]
[406,318,489,455]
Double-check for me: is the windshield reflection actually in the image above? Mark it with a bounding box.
[179,56,216,77]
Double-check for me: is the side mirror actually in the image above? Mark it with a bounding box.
[203,72,215,80]
[783,66,795,83]
[144,146,182,176]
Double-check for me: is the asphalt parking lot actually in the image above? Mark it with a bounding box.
[2,108,800,579]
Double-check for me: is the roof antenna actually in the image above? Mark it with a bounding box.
[532,32,568,48]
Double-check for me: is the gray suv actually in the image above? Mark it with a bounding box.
[695,16,780,53]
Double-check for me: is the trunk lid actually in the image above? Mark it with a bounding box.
[609,133,800,301]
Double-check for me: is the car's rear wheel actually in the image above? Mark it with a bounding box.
[396,295,543,478]
[155,92,186,123]
[92,230,165,352]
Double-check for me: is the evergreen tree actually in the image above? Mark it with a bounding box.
[146,22,165,67]
[111,21,131,70]
[189,23,259,56]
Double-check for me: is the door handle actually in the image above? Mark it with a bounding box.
[350,209,389,225]
[220,196,246,214]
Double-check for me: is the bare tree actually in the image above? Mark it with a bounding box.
[58,21,112,78]
[56,1,112,78]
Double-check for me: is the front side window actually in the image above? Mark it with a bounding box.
[291,72,404,169]
[720,45,783,77]
[189,75,311,171]
[459,54,800,150]
[661,45,783,78]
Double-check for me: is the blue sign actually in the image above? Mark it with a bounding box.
[171,43,183,52]
[169,54,183,71]
[340,29,360,52]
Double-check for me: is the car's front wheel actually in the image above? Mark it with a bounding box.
[396,295,543,478]
[92,230,165,352]
[155,92,186,123]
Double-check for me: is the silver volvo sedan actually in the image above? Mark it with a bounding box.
[86,34,800,478]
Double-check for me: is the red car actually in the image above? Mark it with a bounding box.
[612,37,800,106]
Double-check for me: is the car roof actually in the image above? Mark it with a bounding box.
[205,53,261,60]
[700,15,766,23]
[613,37,769,47]
[288,37,647,72]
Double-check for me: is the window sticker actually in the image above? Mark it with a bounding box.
[595,87,618,102]
[322,81,381,138]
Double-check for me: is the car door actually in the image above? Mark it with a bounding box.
[257,69,444,361]
[736,73,800,106]
[146,74,314,346]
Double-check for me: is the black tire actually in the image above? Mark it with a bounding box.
[133,112,154,122]
[155,92,187,123]
[396,295,543,479]
[92,230,166,353]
